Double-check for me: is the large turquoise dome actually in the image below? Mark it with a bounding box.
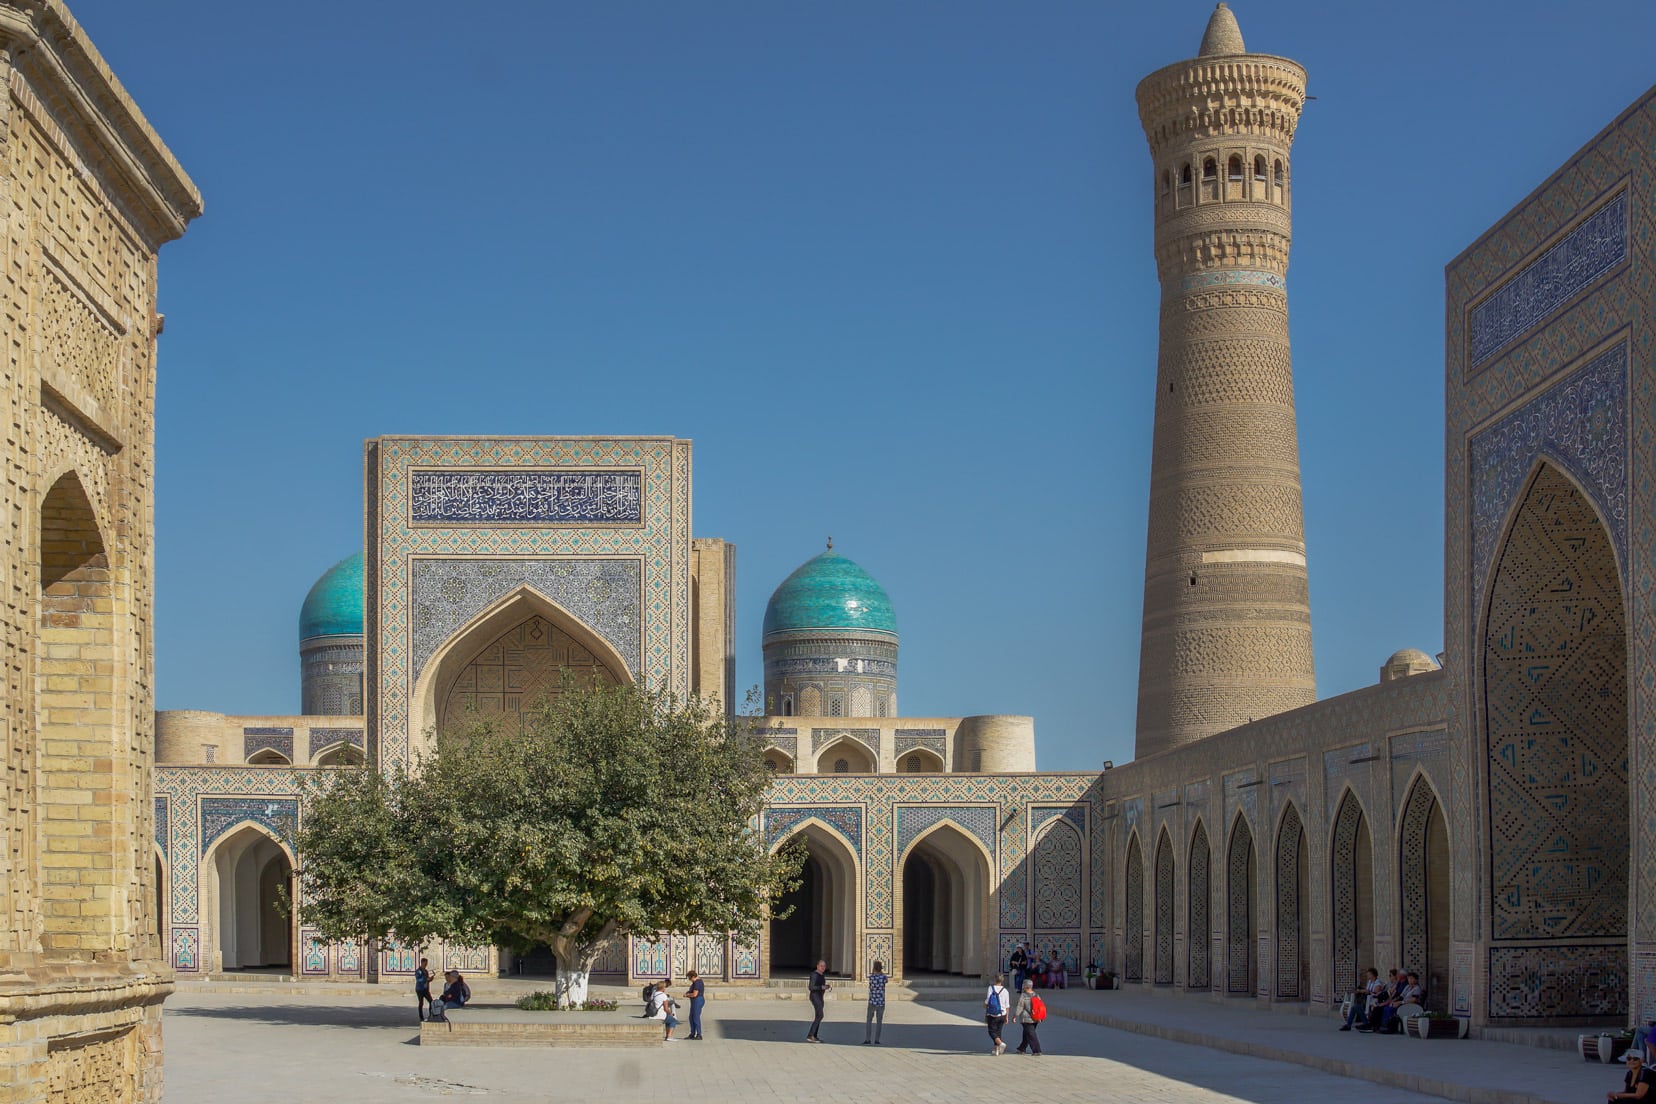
[299,553,364,642]
[763,548,896,639]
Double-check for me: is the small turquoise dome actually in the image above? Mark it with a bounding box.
[763,547,896,639]
[299,553,364,642]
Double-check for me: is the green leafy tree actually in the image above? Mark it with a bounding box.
[292,684,801,1007]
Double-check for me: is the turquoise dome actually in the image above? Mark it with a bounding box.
[763,548,896,639]
[299,553,364,642]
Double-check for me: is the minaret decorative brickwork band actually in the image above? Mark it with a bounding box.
[1133,4,1315,757]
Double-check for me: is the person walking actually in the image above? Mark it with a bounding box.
[684,970,706,1040]
[806,959,831,1042]
[862,960,889,1045]
[1013,979,1045,1055]
[984,973,1012,1055]
[414,957,433,1023]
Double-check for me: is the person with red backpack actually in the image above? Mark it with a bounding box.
[1013,979,1046,1055]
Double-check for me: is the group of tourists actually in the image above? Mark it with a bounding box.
[643,970,707,1041]
[1007,942,1069,991]
[982,973,1048,1056]
[414,958,471,1023]
[1336,966,1424,1034]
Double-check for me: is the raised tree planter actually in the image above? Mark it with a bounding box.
[1405,1015,1468,1039]
[1580,1033,1636,1063]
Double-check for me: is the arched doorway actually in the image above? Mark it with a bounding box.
[1124,833,1144,982]
[1187,820,1211,990]
[501,944,558,978]
[211,826,293,972]
[1399,777,1450,1012]
[1226,816,1255,995]
[1484,463,1626,1020]
[899,824,992,976]
[1274,804,1307,1001]
[1330,791,1374,1004]
[154,851,168,956]
[769,823,858,977]
[1154,829,1175,985]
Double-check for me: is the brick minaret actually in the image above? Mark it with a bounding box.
[1133,4,1315,757]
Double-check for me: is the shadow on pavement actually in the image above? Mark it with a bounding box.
[165,1002,437,1031]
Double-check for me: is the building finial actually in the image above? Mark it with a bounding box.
[827,535,834,551]
[1198,2,1246,57]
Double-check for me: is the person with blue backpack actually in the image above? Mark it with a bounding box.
[984,974,1012,1055]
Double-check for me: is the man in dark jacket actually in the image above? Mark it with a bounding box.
[806,960,831,1042]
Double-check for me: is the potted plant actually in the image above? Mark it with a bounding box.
[1101,970,1121,991]
[1085,964,1099,989]
[1405,1011,1468,1039]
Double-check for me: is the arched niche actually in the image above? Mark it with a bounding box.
[815,738,874,775]
[898,823,993,977]
[763,748,795,774]
[897,748,945,774]
[768,821,860,978]
[36,469,120,958]
[1482,462,1626,1020]
[409,586,634,755]
[1399,774,1451,1013]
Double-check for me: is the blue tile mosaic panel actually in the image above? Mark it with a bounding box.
[894,805,996,861]
[1488,944,1627,1018]
[1180,269,1286,293]
[242,728,293,760]
[308,727,364,756]
[410,469,642,524]
[409,557,642,682]
[154,797,168,858]
[763,805,865,858]
[198,797,297,855]
[1469,341,1628,608]
[1469,190,1628,371]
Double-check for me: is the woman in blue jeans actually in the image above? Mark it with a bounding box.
[684,971,706,1040]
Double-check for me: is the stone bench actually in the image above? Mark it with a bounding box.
[419,1007,664,1048]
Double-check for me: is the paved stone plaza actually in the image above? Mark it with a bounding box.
[160,987,1591,1104]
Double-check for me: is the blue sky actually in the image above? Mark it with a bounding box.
[75,1,1655,771]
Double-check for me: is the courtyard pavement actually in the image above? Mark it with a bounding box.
[162,988,1497,1104]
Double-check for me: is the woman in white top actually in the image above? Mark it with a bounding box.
[984,974,1012,1055]
[650,981,679,1041]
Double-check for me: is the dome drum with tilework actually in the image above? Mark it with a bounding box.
[762,546,899,721]
[299,553,366,716]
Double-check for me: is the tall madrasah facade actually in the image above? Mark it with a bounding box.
[1135,3,1316,756]
[4,4,1653,1099]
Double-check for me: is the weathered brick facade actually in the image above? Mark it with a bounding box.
[0,3,199,1101]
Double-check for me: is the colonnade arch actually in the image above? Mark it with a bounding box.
[1154,829,1175,985]
[1274,803,1308,1001]
[1330,790,1374,1002]
[1187,820,1211,990]
[1124,833,1144,982]
[898,824,992,976]
[207,824,294,972]
[1226,816,1255,995]
[1399,776,1451,1012]
[768,821,859,977]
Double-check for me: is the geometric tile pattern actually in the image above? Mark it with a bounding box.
[895,805,996,863]
[1484,466,1627,944]
[1031,819,1082,930]
[1227,817,1255,995]
[1399,779,1439,991]
[308,728,365,756]
[1488,943,1627,1018]
[241,727,293,760]
[1154,830,1175,984]
[1275,804,1305,999]
[763,805,865,860]
[1468,190,1627,372]
[1187,820,1210,990]
[1330,793,1364,998]
[1124,833,1144,981]
[198,797,296,856]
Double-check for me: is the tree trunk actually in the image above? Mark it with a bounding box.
[545,928,618,1009]
[553,966,590,1009]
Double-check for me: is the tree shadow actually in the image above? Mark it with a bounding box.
[165,1002,430,1032]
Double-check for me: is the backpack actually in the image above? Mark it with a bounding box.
[641,984,656,1016]
[1030,994,1048,1023]
[987,987,1004,1016]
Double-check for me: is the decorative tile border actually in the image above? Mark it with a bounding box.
[410,469,643,524]
[1180,269,1286,293]
[1469,190,1627,371]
